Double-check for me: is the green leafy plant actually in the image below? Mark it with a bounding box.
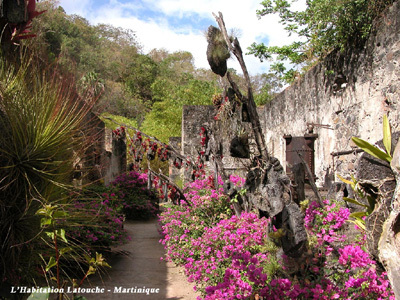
[36,195,111,299]
[79,252,111,286]
[37,204,70,292]
[0,52,95,289]
[338,115,393,229]
[351,115,392,163]
[337,174,377,231]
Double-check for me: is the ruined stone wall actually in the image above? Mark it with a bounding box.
[182,105,217,157]
[181,104,264,178]
[182,1,400,187]
[263,1,400,186]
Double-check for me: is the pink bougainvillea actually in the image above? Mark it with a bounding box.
[159,177,394,300]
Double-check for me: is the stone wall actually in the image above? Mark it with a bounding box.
[181,104,265,178]
[104,128,126,185]
[75,116,127,186]
[181,105,217,157]
[181,1,400,187]
[82,112,105,183]
[263,0,400,186]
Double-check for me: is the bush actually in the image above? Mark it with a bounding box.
[160,176,281,298]
[184,213,280,299]
[160,175,235,264]
[0,54,95,288]
[159,177,394,299]
[108,171,159,220]
[66,186,130,251]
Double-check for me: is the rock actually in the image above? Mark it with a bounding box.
[281,203,308,257]
[355,132,400,259]
[244,157,307,257]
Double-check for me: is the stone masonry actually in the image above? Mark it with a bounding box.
[182,1,400,188]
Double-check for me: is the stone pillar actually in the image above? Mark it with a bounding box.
[181,105,217,182]
[103,128,112,185]
[83,113,105,183]
[104,128,126,185]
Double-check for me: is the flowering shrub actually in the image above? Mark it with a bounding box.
[109,171,159,220]
[184,213,280,299]
[300,200,394,299]
[305,199,350,252]
[160,176,280,299]
[259,199,394,299]
[160,175,234,265]
[229,174,245,188]
[67,187,130,251]
[160,178,394,300]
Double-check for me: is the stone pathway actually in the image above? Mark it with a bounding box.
[83,219,199,300]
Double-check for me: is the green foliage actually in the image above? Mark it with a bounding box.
[37,203,111,296]
[27,291,50,300]
[123,54,159,106]
[0,53,94,287]
[252,72,283,106]
[29,3,274,144]
[352,137,392,163]
[101,112,138,130]
[33,186,123,297]
[383,114,392,156]
[78,71,104,98]
[29,1,143,119]
[141,73,217,143]
[339,115,393,230]
[83,252,111,277]
[249,0,395,83]
[351,114,392,163]
[337,174,377,231]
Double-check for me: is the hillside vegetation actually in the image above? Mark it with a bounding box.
[26,1,280,143]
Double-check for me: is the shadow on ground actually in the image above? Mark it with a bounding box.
[80,219,198,300]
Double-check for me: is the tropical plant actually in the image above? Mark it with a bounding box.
[337,174,376,231]
[338,115,392,229]
[0,52,95,289]
[36,203,111,299]
[352,114,392,163]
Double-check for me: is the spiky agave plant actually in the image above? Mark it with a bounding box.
[0,53,96,289]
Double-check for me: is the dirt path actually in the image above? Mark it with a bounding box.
[83,219,199,300]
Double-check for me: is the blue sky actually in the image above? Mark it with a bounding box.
[57,0,305,75]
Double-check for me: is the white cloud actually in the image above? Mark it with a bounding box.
[57,0,304,75]
[56,0,92,16]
